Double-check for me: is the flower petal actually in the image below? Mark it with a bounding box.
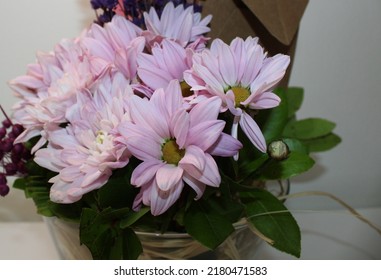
[214,39,237,86]
[150,179,184,216]
[171,109,190,149]
[239,111,267,153]
[181,153,220,187]
[189,96,221,127]
[131,159,165,186]
[127,135,162,161]
[187,120,225,151]
[129,95,170,139]
[252,54,290,92]
[183,173,206,200]
[248,91,281,109]
[206,132,242,157]
[179,145,206,171]
[156,164,184,192]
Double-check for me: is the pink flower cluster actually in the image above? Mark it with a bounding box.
[10,3,289,215]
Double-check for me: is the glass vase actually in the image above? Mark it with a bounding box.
[44,180,289,259]
[44,216,262,260]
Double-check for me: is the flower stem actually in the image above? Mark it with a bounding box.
[0,105,13,126]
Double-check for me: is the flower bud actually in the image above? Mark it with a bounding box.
[11,124,23,137]
[2,119,11,129]
[267,140,290,161]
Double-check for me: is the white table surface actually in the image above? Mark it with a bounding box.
[0,208,380,260]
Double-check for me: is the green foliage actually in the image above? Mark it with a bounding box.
[97,162,138,209]
[302,133,342,152]
[241,189,301,258]
[258,152,315,180]
[80,208,142,260]
[184,199,235,249]
[283,118,336,140]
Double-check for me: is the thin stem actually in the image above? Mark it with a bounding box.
[0,104,13,125]
[278,191,381,236]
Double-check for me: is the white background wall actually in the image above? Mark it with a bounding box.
[0,0,380,221]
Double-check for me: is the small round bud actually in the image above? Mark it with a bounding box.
[2,119,12,129]
[1,139,13,153]
[12,143,24,155]
[11,124,23,137]
[267,140,290,161]
[0,184,10,197]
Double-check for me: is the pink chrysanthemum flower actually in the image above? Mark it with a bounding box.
[10,38,96,152]
[34,73,133,203]
[118,80,242,216]
[82,15,145,80]
[142,2,212,49]
[136,38,199,103]
[184,37,290,153]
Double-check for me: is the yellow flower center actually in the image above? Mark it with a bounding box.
[231,86,250,106]
[95,130,107,144]
[162,139,185,165]
[180,81,193,98]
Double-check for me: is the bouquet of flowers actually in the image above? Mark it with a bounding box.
[0,0,340,259]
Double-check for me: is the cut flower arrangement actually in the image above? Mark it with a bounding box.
[0,0,341,259]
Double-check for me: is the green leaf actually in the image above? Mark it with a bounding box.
[13,176,56,217]
[286,87,304,118]
[283,118,336,140]
[259,151,315,180]
[257,88,289,142]
[283,138,309,154]
[97,165,137,209]
[80,207,142,259]
[12,178,28,191]
[120,208,150,229]
[209,176,245,223]
[184,200,234,249]
[238,153,269,180]
[48,201,84,222]
[109,228,142,260]
[302,133,342,152]
[79,208,113,259]
[241,189,301,258]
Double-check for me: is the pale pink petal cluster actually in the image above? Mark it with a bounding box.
[118,80,242,215]
[143,2,212,49]
[137,38,195,100]
[184,37,290,153]
[82,15,145,80]
[34,73,133,203]
[10,38,96,152]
